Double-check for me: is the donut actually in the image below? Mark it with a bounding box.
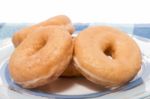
[9,26,73,88]
[74,26,141,88]
[12,15,74,47]
[39,15,74,33]
[12,15,80,77]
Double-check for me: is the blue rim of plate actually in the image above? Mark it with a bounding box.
[0,60,144,99]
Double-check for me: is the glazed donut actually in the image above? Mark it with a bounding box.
[12,15,74,47]
[9,26,73,88]
[12,15,80,77]
[74,26,141,88]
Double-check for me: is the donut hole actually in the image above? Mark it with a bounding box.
[35,40,47,50]
[104,46,114,59]
[30,39,47,55]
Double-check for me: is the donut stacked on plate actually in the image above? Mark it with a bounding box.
[9,15,141,89]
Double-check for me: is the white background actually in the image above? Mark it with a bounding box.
[0,0,150,23]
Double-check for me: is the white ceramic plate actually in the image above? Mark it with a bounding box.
[0,36,150,99]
